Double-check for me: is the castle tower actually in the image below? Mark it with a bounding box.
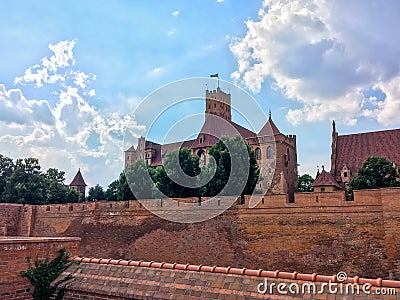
[205,87,231,121]
[69,169,87,202]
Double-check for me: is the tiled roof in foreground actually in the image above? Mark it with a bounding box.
[58,257,400,299]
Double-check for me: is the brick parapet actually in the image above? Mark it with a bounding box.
[0,236,80,300]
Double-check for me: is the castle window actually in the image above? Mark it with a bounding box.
[267,146,273,159]
[255,148,261,160]
[343,172,348,177]
[287,148,290,161]
[321,187,326,192]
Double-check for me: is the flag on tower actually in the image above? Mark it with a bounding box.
[210,73,218,78]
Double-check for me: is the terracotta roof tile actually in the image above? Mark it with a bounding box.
[62,256,400,288]
[313,170,344,190]
[334,129,400,179]
[69,169,87,187]
[258,115,281,136]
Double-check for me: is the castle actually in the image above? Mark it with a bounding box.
[124,86,299,199]
[314,121,400,192]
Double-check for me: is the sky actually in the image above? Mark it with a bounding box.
[1,0,400,188]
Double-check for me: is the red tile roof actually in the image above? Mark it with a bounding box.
[334,129,400,180]
[69,169,87,187]
[60,257,400,297]
[258,115,281,136]
[313,170,344,190]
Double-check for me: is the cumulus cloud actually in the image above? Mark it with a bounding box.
[1,39,145,186]
[230,0,400,126]
[172,10,180,16]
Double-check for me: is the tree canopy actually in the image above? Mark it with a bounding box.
[298,174,314,192]
[205,135,260,197]
[348,156,399,193]
[0,155,79,205]
[87,184,106,201]
[121,135,260,200]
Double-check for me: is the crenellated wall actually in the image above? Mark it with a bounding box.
[1,188,400,280]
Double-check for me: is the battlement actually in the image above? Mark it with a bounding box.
[4,187,398,219]
[2,187,400,280]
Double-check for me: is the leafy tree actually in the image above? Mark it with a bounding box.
[105,180,119,201]
[0,154,14,198]
[153,148,201,198]
[117,171,135,200]
[298,174,314,192]
[2,158,47,204]
[86,184,106,201]
[348,156,399,193]
[0,157,79,204]
[22,249,74,300]
[45,168,66,184]
[206,135,260,196]
[125,159,158,199]
[44,168,79,204]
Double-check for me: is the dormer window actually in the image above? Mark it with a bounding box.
[344,172,348,178]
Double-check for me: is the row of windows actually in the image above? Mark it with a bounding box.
[255,147,273,160]
[255,147,292,161]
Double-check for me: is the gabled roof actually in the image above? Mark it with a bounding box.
[191,114,256,149]
[149,139,196,167]
[313,170,343,190]
[69,169,87,187]
[334,129,400,179]
[258,114,281,136]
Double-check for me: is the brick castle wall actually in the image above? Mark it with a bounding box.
[0,237,80,300]
[1,188,400,280]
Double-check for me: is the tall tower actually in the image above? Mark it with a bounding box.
[205,87,231,121]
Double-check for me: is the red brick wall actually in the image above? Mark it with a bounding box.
[1,188,400,280]
[0,204,23,236]
[0,237,80,300]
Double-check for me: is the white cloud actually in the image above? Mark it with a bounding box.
[230,0,400,126]
[1,39,146,187]
[216,0,224,3]
[167,29,176,37]
[172,10,180,16]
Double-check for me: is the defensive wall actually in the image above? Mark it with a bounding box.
[1,187,400,281]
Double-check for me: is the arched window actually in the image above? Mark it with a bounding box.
[267,146,273,159]
[255,148,261,160]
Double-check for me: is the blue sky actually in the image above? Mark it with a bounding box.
[1,0,400,188]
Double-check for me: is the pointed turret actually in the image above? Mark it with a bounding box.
[258,110,281,136]
[69,169,87,202]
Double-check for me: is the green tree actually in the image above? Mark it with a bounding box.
[44,168,79,204]
[87,184,106,201]
[22,249,74,300]
[125,159,157,199]
[348,156,399,193]
[153,148,201,198]
[2,158,47,204]
[105,180,119,201]
[206,135,260,196]
[0,154,14,198]
[117,171,135,200]
[298,174,314,192]
[45,168,66,184]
